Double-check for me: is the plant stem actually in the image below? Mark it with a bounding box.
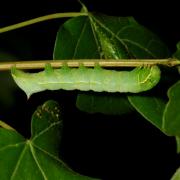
[0,59,179,71]
[0,12,87,33]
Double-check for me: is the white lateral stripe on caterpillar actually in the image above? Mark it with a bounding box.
[11,64,161,98]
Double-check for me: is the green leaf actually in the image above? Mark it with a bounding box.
[54,14,169,59]
[0,100,98,180]
[171,167,180,180]
[76,92,134,115]
[88,13,169,59]
[53,12,169,116]
[162,81,180,136]
[128,95,166,131]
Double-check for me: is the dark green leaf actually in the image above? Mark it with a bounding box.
[54,14,169,59]
[88,13,169,59]
[128,95,166,131]
[76,92,134,115]
[54,12,169,116]
[163,81,180,136]
[0,100,98,180]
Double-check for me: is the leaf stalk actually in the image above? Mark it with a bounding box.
[0,12,87,33]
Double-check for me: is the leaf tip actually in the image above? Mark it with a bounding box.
[78,0,88,13]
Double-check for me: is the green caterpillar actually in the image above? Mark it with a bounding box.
[11,64,161,98]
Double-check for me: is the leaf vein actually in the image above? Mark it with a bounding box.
[88,16,103,59]
[72,18,88,58]
[32,143,73,171]
[121,39,156,58]
[29,142,48,180]
[32,121,62,141]
[0,142,25,152]
[90,15,131,57]
[10,144,27,180]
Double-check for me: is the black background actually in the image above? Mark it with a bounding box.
[0,0,180,179]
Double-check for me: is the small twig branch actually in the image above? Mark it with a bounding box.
[0,12,87,33]
[0,59,179,71]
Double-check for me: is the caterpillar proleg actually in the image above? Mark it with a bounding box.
[11,64,161,98]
